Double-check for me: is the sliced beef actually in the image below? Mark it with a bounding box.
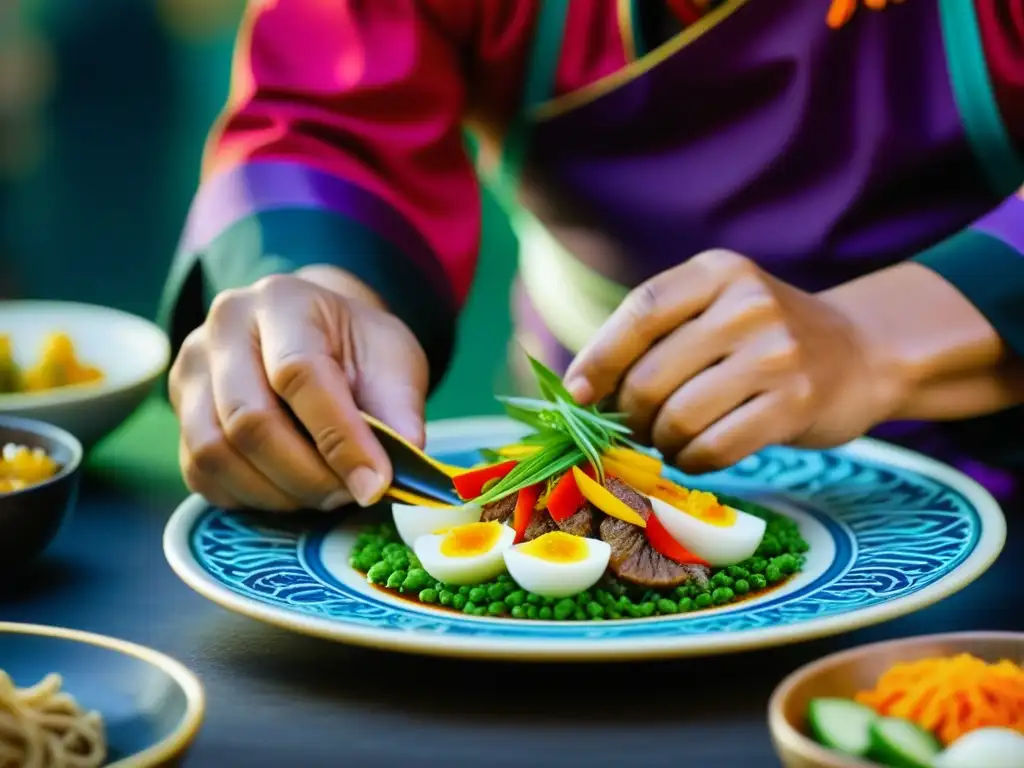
[599,477,710,589]
[524,507,559,541]
[555,503,599,538]
[480,494,517,524]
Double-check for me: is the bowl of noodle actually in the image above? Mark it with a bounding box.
[0,622,204,767]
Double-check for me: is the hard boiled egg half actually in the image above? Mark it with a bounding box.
[413,521,515,585]
[503,531,611,599]
[649,490,765,567]
[391,502,482,549]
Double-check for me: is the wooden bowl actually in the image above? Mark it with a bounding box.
[768,631,1024,768]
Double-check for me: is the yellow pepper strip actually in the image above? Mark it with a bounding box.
[385,487,453,508]
[604,446,663,476]
[572,466,646,528]
[496,444,541,460]
[602,457,663,495]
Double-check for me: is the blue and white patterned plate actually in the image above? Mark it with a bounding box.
[163,417,1006,661]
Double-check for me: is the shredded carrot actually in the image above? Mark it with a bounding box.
[826,0,905,29]
[854,654,1024,746]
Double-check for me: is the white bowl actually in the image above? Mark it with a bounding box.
[0,301,170,449]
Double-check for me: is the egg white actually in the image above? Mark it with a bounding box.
[649,497,766,566]
[391,502,482,549]
[503,537,611,599]
[413,524,515,585]
[934,728,1024,768]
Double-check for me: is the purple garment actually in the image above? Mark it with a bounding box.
[512,0,1019,502]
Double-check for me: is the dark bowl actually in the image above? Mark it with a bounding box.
[0,415,83,570]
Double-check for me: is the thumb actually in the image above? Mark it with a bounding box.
[350,312,429,448]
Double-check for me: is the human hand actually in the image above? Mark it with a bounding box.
[169,269,429,511]
[564,250,897,472]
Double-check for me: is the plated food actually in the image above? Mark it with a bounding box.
[0,670,106,768]
[350,357,805,620]
[0,301,170,449]
[0,622,204,767]
[807,653,1024,767]
[0,443,60,494]
[0,333,103,395]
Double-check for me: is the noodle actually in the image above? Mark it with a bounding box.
[0,671,106,768]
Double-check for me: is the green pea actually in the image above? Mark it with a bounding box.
[463,601,477,614]
[638,602,656,617]
[657,598,677,615]
[504,590,527,607]
[510,605,527,619]
[366,562,392,584]
[385,570,407,589]
[487,583,507,601]
[734,579,750,595]
[403,568,431,592]
[458,585,472,596]
[712,587,734,605]
[554,599,576,620]
[727,565,749,579]
[695,593,713,609]
[606,608,622,620]
[538,606,553,620]
[750,573,768,590]
[596,590,616,607]
[452,594,468,610]
[527,593,543,605]
[774,554,797,574]
[759,536,782,557]
[765,564,783,584]
[586,602,604,619]
[573,608,586,621]
[677,597,693,613]
[578,590,593,604]
[419,588,438,604]
[525,605,539,620]
[488,601,505,616]
[497,573,512,583]
[673,586,692,601]
[439,590,454,606]
[473,606,487,616]
[469,587,487,603]
[715,574,734,589]
[748,557,768,574]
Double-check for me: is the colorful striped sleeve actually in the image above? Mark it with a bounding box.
[913,194,1024,358]
[158,0,491,389]
[912,5,1024,359]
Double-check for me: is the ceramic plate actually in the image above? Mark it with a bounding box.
[0,622,204,766]
[164,417,1006,662]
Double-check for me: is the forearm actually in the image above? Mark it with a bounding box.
[821,261,1024,423]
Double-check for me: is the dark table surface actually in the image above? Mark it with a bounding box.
[3,402,1023,768]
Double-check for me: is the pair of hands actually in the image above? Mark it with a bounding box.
[170,251,893,511]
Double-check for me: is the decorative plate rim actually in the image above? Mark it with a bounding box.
[164,416,1007,662]
[0,621,205,766]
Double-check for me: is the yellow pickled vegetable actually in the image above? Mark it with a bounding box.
[0,443,60,493]
[3,332,103,394]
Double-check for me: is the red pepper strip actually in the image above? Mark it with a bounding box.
[546,464,595,522]
[512,483,544,543]
[452,460,517,500]
[644,511,709,566]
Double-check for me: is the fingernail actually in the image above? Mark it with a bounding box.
[565,377,593,404]
[347,466,386,507]
[320,489,353,512]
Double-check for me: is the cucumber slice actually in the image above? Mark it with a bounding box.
[807,698,878,757]
[869,717,942,768]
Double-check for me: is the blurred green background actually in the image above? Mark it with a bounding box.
[1,0,518,434]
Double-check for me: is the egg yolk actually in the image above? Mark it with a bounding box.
[683,491,736,527]
[517,532,589,563]
[439,522,502,557]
